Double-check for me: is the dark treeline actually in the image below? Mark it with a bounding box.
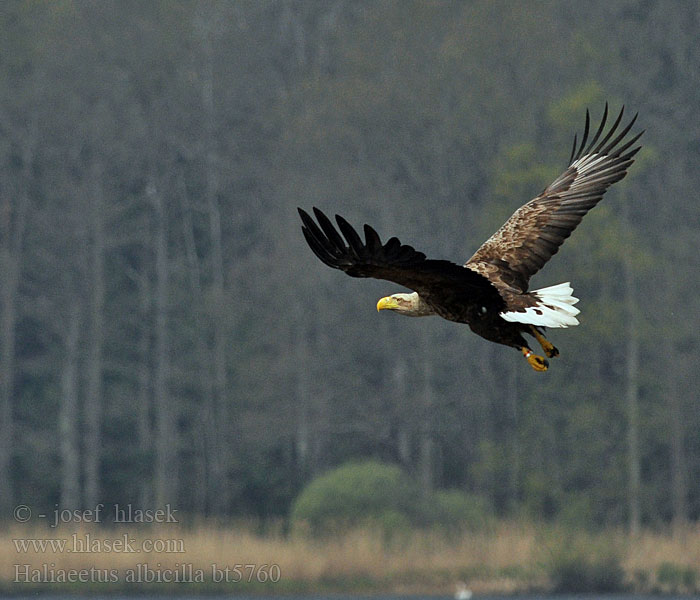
[0,0,697,532]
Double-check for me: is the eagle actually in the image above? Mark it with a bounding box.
[298,105,643,371]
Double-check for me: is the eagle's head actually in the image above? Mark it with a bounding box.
[376,292,434,317]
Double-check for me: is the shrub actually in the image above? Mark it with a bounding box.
[546,534,625,593]
[657,562,697,593]
[374,509,413,542]
[431,489,494,532]
[290,460,492,537]
[290,460,419,535]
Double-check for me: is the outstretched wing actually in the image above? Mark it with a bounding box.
[466,104,644,293]
[299,207,502,307]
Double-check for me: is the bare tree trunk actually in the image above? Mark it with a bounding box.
[60,303,82,508]
[0,240,20,516]
[151,180,177,507]
[508,358,520,513]
[667,272,687,535]
[669,374,687,536]
[199,8,229,515]
[178,177,215,514]
[294,324,311,473]
[0,130,32,515]
[418,334,435,494]
[136,267,153,510]
[84,160,105,509]
[624,250,641,536]
[393,359,412,467]
[308,329,331,476]
[473,345,496,499]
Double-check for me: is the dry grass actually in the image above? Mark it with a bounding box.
[2,520,699,593]
[625,525,700,571]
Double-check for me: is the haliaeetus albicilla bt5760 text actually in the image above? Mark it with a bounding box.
[298,105,643,371]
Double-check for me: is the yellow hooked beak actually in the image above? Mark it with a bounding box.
[377,296,399,311]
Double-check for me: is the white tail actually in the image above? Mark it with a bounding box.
[500,282,580,328]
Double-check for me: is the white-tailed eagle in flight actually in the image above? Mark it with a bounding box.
[298,105,643,371]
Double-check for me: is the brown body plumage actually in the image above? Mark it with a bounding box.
[298,105,643,371]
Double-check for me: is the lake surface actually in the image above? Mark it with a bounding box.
[8,595,700,600]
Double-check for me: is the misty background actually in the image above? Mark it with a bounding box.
[0,0,698,534]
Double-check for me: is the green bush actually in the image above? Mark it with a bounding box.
[290,460,419,534]
[546,535,625,593]
[656,562,697,593]
[290,460,492,536]
[431,489,494,532]
[374,509,413,542]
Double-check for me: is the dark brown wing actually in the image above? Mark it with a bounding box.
[466,104,644,293]
[299,207,503,309]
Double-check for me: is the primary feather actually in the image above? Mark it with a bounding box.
[298,105,643,369]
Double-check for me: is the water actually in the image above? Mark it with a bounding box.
[8,595,700,600]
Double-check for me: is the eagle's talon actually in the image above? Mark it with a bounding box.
[530,325,559,358]
[528,354,549,371]
[546,345,559,358]
[522,347,549,371]
[540,341,558,358]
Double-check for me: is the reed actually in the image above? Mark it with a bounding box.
[2,520,699,593]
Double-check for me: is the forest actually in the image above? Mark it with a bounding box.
[0,0,698,537]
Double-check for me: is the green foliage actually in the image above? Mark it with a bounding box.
[656,562,698,594]
[491,143,557,203]
[548,81,606,132]
[545,534,626,593]
[290,461,492,537]
[290,461,419,535]
[522,472,561,521]
[431,489,494,533]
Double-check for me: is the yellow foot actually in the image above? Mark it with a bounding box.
[530,326,559,358]
[522,347,549,372]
